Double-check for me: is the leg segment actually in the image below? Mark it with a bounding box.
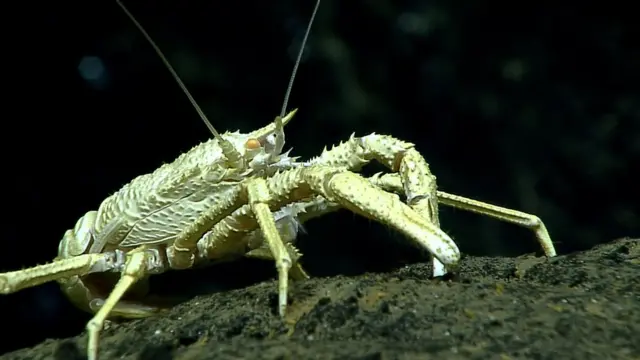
[0,253,117,294]
[310,134,555,263]
[85,246,156,360]
[196,201,312,264]
[244,243,310,281]
[307,134,439,223]
[369,173,556,257]
[165,186,245,269]
[436,191,556,256]
[298,167,460,266]
[263,166,459,269]
[245,178,292,316]
[308,134,447,274]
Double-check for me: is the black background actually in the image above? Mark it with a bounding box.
[1,0,638,354]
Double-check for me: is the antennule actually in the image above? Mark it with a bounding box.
[273,0,321,155]
[279,0,321,118]
[116,0,244,169]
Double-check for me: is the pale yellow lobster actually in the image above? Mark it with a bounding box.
[0,1,557,359]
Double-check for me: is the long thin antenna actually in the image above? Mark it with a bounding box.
[280,0,321,118]
[116,0,244,168]
[116,0,221,139]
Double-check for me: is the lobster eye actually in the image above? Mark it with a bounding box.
[244,138,261,150]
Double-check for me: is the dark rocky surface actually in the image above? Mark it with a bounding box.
[3,238,638,360]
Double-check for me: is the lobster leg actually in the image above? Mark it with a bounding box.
[370,173,556,258]
[85,246,157,360]
[308,134,556,273]
[245,178,293,317]
[0,253,117,294]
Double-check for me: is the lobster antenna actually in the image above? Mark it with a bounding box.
[116,0,222,140]
[280,0,321,118]
[117,0,245,168]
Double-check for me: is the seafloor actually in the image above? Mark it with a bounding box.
[2,238,638,360]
